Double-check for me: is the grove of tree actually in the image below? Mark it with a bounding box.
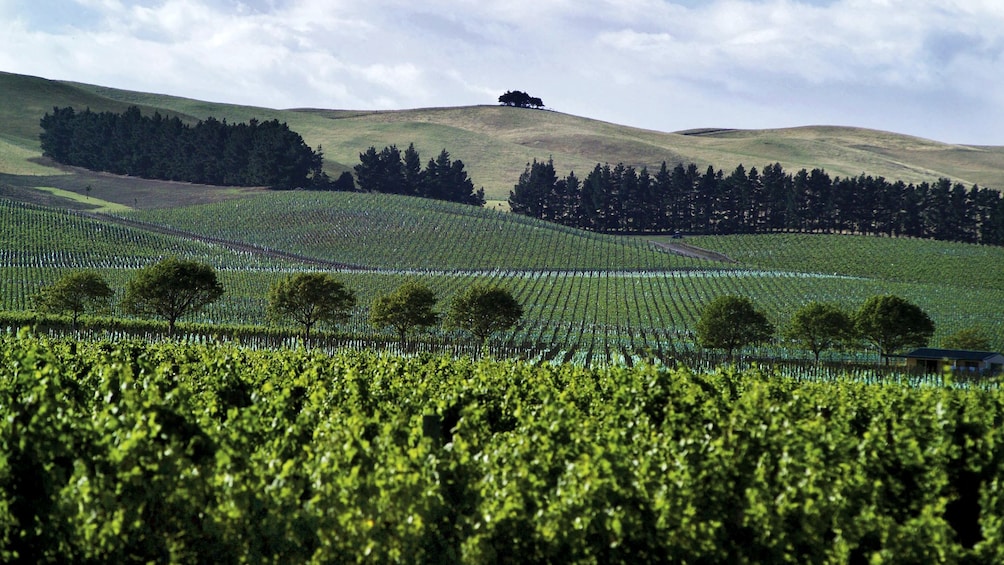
[40,106,324,190]
[508,159,1004,246]
[353,143,485,206]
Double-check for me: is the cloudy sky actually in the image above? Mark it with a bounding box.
[2,0,1003,145]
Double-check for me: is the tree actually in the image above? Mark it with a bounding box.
[370,280,439,348]
[34,270,114,330]
[855,295,935,364]
[783,302,855,362]
[941,326,992,351]
[123,258,224,335]
[445,284,522,346]
[696,295,774,361]
[268,272,356,341]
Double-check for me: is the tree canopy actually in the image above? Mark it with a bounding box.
[354,143,485,206]
[783,302,855,362]
[507,160,1004,245]
[941,327,993,351]
[696,295,774,361]
[498,90,544,109]
[33,270,114,330]
[445,284,522,345]
[40,106,323,190]
[855,295,935,364]
[268,272,356,341]
[370,280,439,348]
[122,258,224,335]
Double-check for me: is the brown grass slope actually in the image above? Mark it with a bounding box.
[1,71,1002,205]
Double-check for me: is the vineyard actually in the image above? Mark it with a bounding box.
[1,192,1002,363]
[4,334,1004,562]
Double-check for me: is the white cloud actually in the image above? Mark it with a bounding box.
[1,0,1003,143]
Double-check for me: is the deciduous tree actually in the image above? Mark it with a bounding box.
[783,302,855,362]
[696,295,774,361]
[123,258,224,335]
[268,272,356,341]
[370,280,439,348]
[445,284,522,346]
[34,270,114,330]
[855,295,934,364]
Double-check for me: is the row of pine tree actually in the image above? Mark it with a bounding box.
[508,159,1004,244]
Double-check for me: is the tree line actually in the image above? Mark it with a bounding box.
[39,106,325,190]
[698,294,947,365]
[509,159,1004,245]
[32,261,521,346]
[352,143,485,205]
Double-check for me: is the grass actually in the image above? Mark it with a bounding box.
[2,71,1002,203]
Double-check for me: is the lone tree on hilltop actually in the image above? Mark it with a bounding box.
[445,283,522,347]
[855,295,934,364]
[34,270,114,330]
[696,295,774,361]
[498,90,544,109]
[123,257,224,335]
[370,280,439,349]
[268,272,356,342]
[783,301,856,362]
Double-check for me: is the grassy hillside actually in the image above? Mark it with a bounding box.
[2,71,1003,204]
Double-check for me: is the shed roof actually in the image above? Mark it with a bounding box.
[906,348,1002,361]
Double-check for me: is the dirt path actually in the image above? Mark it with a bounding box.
[649,240,737,264]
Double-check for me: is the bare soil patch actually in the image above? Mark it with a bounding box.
[649,240,737,263]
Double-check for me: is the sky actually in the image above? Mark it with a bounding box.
[2,0,1003,145]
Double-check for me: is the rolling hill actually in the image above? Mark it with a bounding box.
[2,70,1003,205]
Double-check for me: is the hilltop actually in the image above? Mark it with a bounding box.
[2,71,1002,206]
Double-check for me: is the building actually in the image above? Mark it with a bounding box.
[904,348,1004,374]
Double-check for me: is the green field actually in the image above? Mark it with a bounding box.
[1,191,1001,362]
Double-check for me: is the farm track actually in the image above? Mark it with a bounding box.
[649,240,737,263]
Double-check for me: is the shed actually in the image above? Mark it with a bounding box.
[905,348,1004,374]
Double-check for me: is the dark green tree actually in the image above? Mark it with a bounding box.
[783,302,855,362]
[941,326,992,351]
[34,270,114,330]
[370,280,439,348]
[445,283,522,346]
[122,258,224,335]
[268,272,356,341]
[696,295,774,361]
[855,295,935,364]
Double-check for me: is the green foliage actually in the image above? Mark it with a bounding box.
[122,257,224,335]
[446,283,522,345]
[268,272,356,341]
[942,327,993,351]
[855,295,935,363]
[783,301,855,362]
[3,335,1004,561]
[370,280,439,347]
[33,270,113,329]
[696,295,774,360]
